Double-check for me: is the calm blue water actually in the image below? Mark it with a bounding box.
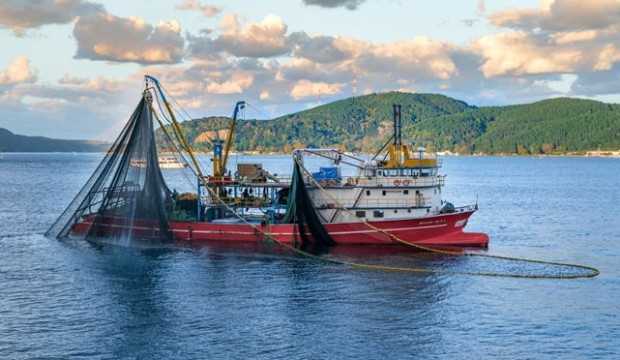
[1,153,619,359]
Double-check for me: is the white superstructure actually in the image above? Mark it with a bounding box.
[300,147,448,223]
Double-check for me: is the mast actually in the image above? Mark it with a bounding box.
[217,101,245,178]
[144,75,205,179]
[393,104,402,146]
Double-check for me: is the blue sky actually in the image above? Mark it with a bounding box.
[1,0,619,140]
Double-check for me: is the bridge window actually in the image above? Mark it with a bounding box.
[373,210,384,218]
[382,190,386,196]
[355,211,366,218]
[366,190,371,196]
[403,190,409,195]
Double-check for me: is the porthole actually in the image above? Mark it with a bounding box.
[366,190,371,196]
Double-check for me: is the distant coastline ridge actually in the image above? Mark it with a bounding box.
[0,128,109,153]
[161,92,620,156]
[4,92,620,155]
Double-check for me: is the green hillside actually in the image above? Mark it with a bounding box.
[0,128,109,152]
[474,98,620,154]
[172,92,620,155]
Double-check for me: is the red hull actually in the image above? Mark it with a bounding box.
[170,210,488,247]
[72,210,488,248]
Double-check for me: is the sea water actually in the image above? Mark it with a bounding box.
[0,153,619,359]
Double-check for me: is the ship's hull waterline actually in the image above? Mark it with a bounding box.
[71,210,489,248]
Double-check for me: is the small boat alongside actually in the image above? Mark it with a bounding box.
[158,155,187,169]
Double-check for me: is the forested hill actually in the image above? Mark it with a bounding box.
[175,92,620,155]
[0,128,109,152]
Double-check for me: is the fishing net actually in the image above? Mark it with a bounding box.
[46,92,174,243]
[279,156,600,279]
[282,161,335,253]
[44,82,599,279]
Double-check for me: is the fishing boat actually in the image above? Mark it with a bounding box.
[168,108,487,247]
[158,155,188,169]
[48,76,489,249]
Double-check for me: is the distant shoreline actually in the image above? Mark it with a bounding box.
[2,151,619,158]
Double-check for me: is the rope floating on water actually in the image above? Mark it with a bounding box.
[196,160,598,279]
[146,87,599,280]
[295,157,599,279]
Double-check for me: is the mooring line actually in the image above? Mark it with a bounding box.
[294,157,599,279]
[151,89,599,279]
[197,162,598,279]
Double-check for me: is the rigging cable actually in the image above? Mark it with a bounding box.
[177,148,600,279]
[145,87,600,279]
[294,156,599,278]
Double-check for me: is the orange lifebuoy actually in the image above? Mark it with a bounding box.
[393,179,401,186]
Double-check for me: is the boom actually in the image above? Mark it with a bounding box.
[218,101,245,177]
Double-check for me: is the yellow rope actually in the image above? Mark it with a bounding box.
[293,157,599,279]
[149,96,599,279]
[196,161,599,279]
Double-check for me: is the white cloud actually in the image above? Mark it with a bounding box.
[291,80,343,99]
[570,63,620,95]
[207,72,254,94]
[594,44,620,71]
[176,0,221,17]
[490,0,620,32]
[0,56,37,86]
[474,32,584,77]
[74,13,185,64]
[0,73,136,139]
[551,30,599,45]
[0,0,102,35]
[358,37,458,80]
[9,0,620,139]
[289,32,351,63]
[481,0,620,91]
[189,14,289,58]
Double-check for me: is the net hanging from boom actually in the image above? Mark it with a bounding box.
[45,77,599,279]
[46,92,174,243]
[282,161,336,253]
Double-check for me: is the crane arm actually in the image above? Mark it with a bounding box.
[220,101,245,176]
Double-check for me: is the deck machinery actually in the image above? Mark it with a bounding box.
[49,76,488,248]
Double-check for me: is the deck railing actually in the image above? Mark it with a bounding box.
[234,174,446,188]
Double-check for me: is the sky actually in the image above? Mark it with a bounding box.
[1,0,620,140]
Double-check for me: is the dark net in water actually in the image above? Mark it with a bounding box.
[46,93,173,243]
[282,161,335,254]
